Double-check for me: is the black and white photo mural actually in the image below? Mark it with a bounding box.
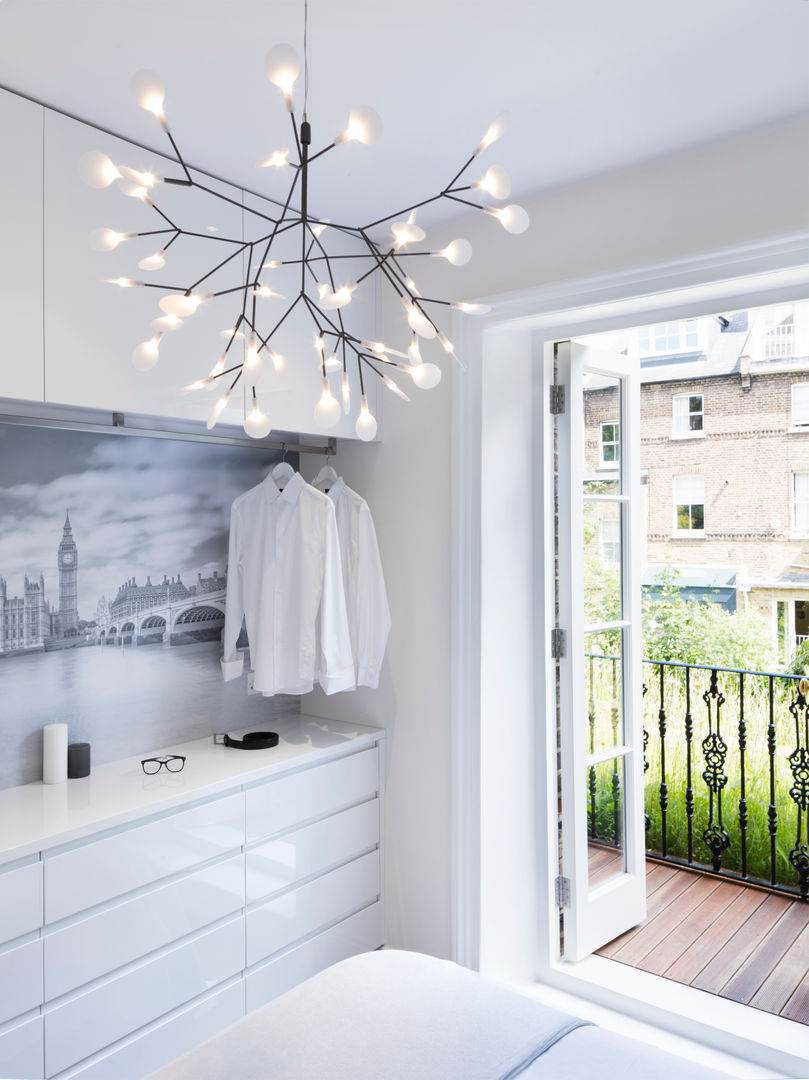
[0,422,295,789]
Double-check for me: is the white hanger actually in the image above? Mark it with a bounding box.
[312,464,339,493]
[271,459,295,490]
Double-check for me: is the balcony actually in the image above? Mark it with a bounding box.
[586,654,809,1022]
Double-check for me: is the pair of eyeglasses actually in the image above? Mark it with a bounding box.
[141,755,186,775]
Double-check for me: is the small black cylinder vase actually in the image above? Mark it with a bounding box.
[67,742,91,779]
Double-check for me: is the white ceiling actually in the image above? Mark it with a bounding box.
[1,0,807,227]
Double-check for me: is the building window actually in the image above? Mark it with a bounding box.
[766,315,794,360]
[793,472,809,534]
[791,384,809,429]
[637,320,700,355]
[674,475,705,534]
[600,518,621,563]
[672,393,704,436]
[600,421,620,466]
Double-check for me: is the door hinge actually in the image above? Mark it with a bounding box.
[551,627,566,659]
[549,384,565,415]
[554,875,571,907]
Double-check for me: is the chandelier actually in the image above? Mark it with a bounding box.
[80,12,528,441]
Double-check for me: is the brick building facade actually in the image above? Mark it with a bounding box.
[584,301,809,663]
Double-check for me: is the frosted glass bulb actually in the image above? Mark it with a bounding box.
[408,338,422,365]
[107,277,141,288]
[244,332,262,375]
[251,285,284,298]
[139,250,166,271]
[207,390,231,430]
[79,152,121,188]
[132,333,162,371]
[438,331,455,354]
[205,353,227,391]
[117,180,150,201]
[317,283,356,310]
[89,228,130,252]
[410,362,442,390]
[452,302,492,314]
[257,148,290,169]
[355,395,377,441]
[310,221,329,238]
[391,216,426,247]
[438,239,472,266]
[313,334,325,354]
[184,376,213,391]
[406,303,436,339]
[265,44,300,105]
[151,314,184,332]
[118,165,161,188]
[492,204,529,234]
[314,377,341,429]
[342,105,382,145]
[477,164,511,199]
[341,372,351,414]
[383,375,411,402]
[244,400,272,439]
[220,326,245,339]
[475,111,510,154]
[160,293,200,317]
[131,70,166,116]
[269,350,285,373]
[262,260,281,270]
[324,353,342,373]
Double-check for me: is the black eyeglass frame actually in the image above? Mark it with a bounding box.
[140,755,187,775]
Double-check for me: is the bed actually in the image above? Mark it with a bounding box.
[145,950,732,1080]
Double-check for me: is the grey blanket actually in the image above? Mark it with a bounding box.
[146,950,588,1080]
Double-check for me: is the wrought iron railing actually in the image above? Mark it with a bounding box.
[586,654,809,901]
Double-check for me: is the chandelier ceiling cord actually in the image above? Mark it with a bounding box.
[81,0,529,441]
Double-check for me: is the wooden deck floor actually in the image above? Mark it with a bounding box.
[591,848,809,1023]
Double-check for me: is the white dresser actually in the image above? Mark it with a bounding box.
[0,717,385,1080]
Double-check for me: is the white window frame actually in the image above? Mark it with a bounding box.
[599,420,620,466]
[451,245,809,1078]
[671,392,704,438]
[673,474,705,535]
[636,318,702,356]
[790,383,809,430]
[599,516,621,563]
[793,471,809,536]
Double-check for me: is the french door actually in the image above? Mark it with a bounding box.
[555,339,646,961]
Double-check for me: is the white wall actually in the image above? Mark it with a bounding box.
[302,113,809,960]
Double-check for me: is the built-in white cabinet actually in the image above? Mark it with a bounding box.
[0,91,44,404]
[0,721,384,1080]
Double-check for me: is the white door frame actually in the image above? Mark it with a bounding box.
[450,233,809,1074]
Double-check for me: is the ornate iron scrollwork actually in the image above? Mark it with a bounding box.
[787,685,809,900]
[701,669,730,872]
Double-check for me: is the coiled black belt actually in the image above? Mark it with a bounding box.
[213,731,279,750]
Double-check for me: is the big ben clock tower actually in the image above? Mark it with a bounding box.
[58,510,79,632]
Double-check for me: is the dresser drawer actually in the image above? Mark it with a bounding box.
[246,901,384,1013]
[246,850,379,966]
[0,1015,43,1080]
[246,748,378,842]
[45,854,245,999]
[0,940,43,1025]
[44,793,244,922]
[247,799,379,904]
[44,916,244,1075]
[63,981,243,1080]
[0,861,42,945]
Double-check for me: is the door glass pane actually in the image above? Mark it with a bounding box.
[583,500,622,624]
[584,629,624,751]
[582,374,621,490]
[587,755,626,887]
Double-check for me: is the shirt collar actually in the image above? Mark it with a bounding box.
[264,470,305,504]
[326,476,346,506]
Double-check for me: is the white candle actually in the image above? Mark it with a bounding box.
[43,723,68,784]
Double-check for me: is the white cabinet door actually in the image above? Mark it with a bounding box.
[0,1015,43,1080]
[0,860,42,946]
[0,89,44,404]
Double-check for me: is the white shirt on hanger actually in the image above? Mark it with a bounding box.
[325,477,391,689]
[221,471,355,696]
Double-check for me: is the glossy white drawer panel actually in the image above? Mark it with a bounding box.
[246,901,384,1013]
[246,799,379,904]
[0,1015,43,1080]
[65,981,244,1080]
[0,861,43,945]
[246,850,379,966]
[44,917,244,1075]
[246,748,378,842]
[44,793,244,922]
[45,854,245,999]
[0,940,43,1025]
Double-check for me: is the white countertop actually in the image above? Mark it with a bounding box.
[0,715,384,866]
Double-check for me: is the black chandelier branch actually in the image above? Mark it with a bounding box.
[89,57,527,438]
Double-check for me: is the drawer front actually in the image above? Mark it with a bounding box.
[0,1015,43,1080]
[246,850,379,966]
[45,854,245,1000]
[44,793,244,923]
[247,799,379,904]
[246,901,384,1013]
[45,917,244,1075]
[0,940,43,1025]
[0,861,43,945]
[64,981,244,1080]
[246,748,378,842]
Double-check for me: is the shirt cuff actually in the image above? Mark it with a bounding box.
[357,665,381,689]
[321,667,356,695]
[220,653,244,682]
